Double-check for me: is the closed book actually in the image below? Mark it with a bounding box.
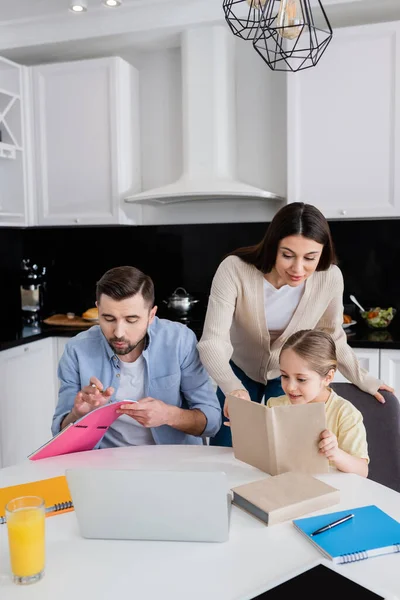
[231,472,340,526]
[293,505,400,564]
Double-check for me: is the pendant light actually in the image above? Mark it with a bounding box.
[222,0,268,41]
[252,0,333,72]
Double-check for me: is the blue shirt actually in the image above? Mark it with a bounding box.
[53,318,222,445]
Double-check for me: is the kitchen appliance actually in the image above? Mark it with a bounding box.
[124,26,284,206]
[20,259,47,326]
[163,287,199,317]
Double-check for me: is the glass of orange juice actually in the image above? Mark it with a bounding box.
[5,496,45,585]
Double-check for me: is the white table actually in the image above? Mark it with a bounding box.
[0,445,400,599]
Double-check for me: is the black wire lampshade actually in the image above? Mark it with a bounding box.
[253,0,333,72]
[222,0,268,41]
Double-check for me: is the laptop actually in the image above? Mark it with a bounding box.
[65,468,230,543]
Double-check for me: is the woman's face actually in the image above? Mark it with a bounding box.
[273,235,324,287]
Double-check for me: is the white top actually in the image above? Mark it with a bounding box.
[0,446,399,599]
[263,279,305,341]
[101,355,155,447]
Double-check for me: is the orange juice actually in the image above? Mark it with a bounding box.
[6,496,45,584]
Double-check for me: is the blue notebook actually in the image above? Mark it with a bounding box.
[293,505,400,564]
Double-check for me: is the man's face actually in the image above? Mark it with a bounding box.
[97,293,157,357]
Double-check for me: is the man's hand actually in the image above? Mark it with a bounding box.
[318,429,339,460]
[223,388,251,426]
[72,376,114,419]
[117,397,172,428]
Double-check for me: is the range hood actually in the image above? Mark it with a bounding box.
[125,26,284,205]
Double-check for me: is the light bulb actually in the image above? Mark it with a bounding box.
[69,0,87,12]
[246,0,267,8]
[276,0,304,40]
[103,0,122,6]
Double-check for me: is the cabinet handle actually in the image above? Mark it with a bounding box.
[24,346,29,352]
[340,210,347,216]
[74,218,80,224]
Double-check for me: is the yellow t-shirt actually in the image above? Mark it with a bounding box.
[268,389,369,464]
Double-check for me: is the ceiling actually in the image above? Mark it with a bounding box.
[0,0,142,22]
[0,0,400,64]
[0,0,398,24]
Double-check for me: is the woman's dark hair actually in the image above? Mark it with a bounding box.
[96,266,155,307]
[229,202,337,273]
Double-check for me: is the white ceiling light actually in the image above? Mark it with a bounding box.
[69,1,88,12]
[103,0,122,6]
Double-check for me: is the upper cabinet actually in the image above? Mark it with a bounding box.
[0,57,32,226]
[287,21,400,219]
[32,57,141,226]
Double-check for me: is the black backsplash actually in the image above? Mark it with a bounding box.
[2,219,400,326]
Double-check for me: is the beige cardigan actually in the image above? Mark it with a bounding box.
[197,256,380,397]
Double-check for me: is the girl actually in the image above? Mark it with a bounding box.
[268,329,369,477]
[198,202,392,447]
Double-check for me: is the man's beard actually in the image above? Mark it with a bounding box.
[108,332,147,356]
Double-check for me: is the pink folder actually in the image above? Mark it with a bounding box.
[29,401,135,461]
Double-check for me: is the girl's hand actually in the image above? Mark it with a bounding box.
[374,383,394,404]
[318,429,339,460]
[223,388,251,426]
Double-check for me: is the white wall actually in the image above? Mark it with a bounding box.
[134,48,183,192]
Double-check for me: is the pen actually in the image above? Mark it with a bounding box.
[310,513,354,536]
[91,383,104,393]
[0,501,74,525]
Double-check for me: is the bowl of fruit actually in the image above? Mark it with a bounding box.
[360,307,396,329]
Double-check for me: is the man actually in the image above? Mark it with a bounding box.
[53,266,221,446]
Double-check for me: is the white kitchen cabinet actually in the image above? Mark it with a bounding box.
[32,57,141,226]
[379,350,400,398]
[0,338,57,468]
[334,348,380,384]
[0,56,34,226]
[287,21,400,219]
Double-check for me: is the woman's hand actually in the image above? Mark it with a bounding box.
[223,388,251,425]
[374,383,394,404]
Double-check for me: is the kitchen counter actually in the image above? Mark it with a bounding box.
[2,317,400,352]
[0,323,86,352]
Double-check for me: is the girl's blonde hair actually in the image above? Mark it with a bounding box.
[280,330,337,377]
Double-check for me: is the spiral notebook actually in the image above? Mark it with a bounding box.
[0,475,73,524]
[293,505,400,564]
[28,400,135,461]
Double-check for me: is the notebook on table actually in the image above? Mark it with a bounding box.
[293,505,400,564]
[66,468,230,542]
[0,476,73,524]
[28,400,135,460]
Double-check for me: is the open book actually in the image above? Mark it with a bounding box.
[29,400,135,461]
[227,395,328,475]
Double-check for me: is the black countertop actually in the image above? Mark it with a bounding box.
[2,314,400,352]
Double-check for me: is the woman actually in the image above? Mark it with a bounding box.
[197,202,393,447]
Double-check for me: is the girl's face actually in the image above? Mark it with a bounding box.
[279,348,335,404]
[273,235,324,287]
